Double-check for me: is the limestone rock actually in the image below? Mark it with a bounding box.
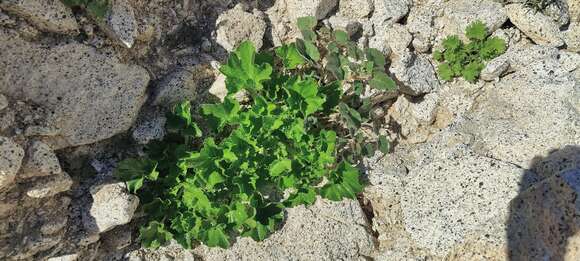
[327,16,362,37]
[480,56,510,81]
[208,73,227,102]
[101,0,138,48]
[440,0,507,39]
[385,24,413,55]
[570,0,580,22]
[84,182,139,233]
[194,199,375,260]
[543,0,570,26]
[0,94,7,111]
[0,29,150,148]
[127,240,195,261]
[216,5,267,52]
[0,0,79,34]
[370,0,410,26]
[0,137,24,189]
[153,65,215,107]
[505,4,564,47]
[460,56,579,168]
[390,51,440,96]
[338,0,373,19]
[565,22,580,52]
[19,141,62,179]
[285,0,338,21]
[26,172,73,198]
[132,114,166,145]
[406,4,440,54]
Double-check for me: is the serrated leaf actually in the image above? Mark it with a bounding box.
[114,158,159,193]
[462,61,484,82]
[433,50,443,62]
[205,227,230,248]
[465,20,487,41]
[139,221,173,249]
[480,37,506,60]
[220,41,273,94]
[202,97,240,130]
[320,161,362,201]
[269,159,292,177]
[442,35,462,51]
[437,63,454,81]
[296,39,320,62]
[369,71,396,91]
[275,43,306,69]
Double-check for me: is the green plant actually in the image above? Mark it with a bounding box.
[115,16,396,250]
[61,0,109,18]
[433,20,507,82]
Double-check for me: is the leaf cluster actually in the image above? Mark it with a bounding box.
[115,17,396,250]
[433,21,506,82]
[61,0,109,18]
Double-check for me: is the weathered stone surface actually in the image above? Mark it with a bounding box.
[84,182,139,233]
[19,141,62,179]
[0,137,24,190]
[216,4,267,51]
[388,93,440,144]
[0,29,150,148]
[406,3,442,53]
[0,0,79,34]
[543,0,570,26]
[390,51,440,96]
[401,146,525,255]
[127,240,195,261]
[0,94,7,111]
[460,56,579,168]
[153,65,215,107]
[194,199,375,260]
[566,22,580,52]
[505,4,564,47]
[327,15,362,37]
[101,0,138,48]
[338,0,373,19]
[26,172,73,198]
[384,24,413,55]
[480,56,509,81]
[285,0,338,21]
[570,0,580,22]
[40,216,68,235]
[440,0,507,39]
[370,0,410,26]
[132,114,166,145]
[47,254,79,261]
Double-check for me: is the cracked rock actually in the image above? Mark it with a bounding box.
[505,4,564,47]
[390,51,440,96]
[0,137,24,190]
[101,0,138,48]
[19,141,62,179]
[84,182,139,233]
[0,0,79,34]
[216,4,267,51]
[26,172,73,198]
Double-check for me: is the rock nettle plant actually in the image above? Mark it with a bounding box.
[433,20,507,82]
[115,17,396,249]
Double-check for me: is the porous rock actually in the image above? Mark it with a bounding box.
[194,199,375,260]
[390,51,440,96]
[0,29,150,148]
[505,4,564,47]
[285,0,338,21]
[84,182,139,233]
[384,24,413,55]
[440,0,507,39]
[565,22,580,52]
[153,65,215,107]
[216,4,267,51]
[338,0,373,19]
[0,0,79,34]
[0,136,24,189]
[480,56,510,81]
[19,140,62,179]
[370,0,411,26]
[26,172,73,198]
[101,0,138,48]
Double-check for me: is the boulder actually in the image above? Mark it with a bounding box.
[327,16,362,37]
[19,141,62,179]
[480,56,510,81]
[194,199,375,260]
[0,29,150,148]
[440,0,507,39]
[338,0,374,19]
[505,4,564,47]
[384,24,413,55]
[216,4,267,51]
[0,0,78,34]
[100,0,138,48]
[390,51,440,96]
[26,172,73,198]
[0,137,24,189]
[285,0,338,21]
[84,182,139,233]
[370,0,410,26]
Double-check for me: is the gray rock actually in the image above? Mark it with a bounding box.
[0,137,24,189]
[565,22,580,52]
[406,4,440,54]
[327,16,362,37]
[153,65,214,107]
[460,56,579,169]
[84,182,139,233]
[127,240,195,261]
[400,134,526,255]
[558,50,580,72]
[19,141,62,179]
[0,94,7,111]
[570,0,580,22]
[370,0,410,26]
[194,199,375,260]
[40,216,68,235]
[389,93,440,144]
[47,254,78,261]
[209,73,228,102]
[101,0,138,48]
[385,24,413,54]
[0,0,79,34]
[132,114,166,145]
[505,4,564,47]
[216,4,267,51]
[338,0,373,19]
[480,56,510,81]
[543,0,570,26]
[390,51,440,96]
[0,29,150,148]
[285,0,338,21]
[26,172,73,198]
[440,0,507,38]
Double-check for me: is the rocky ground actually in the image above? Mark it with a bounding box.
[0,0,579,260]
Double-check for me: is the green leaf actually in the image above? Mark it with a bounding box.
[205,227,230,248]
[433,50,443,62]
[366,48,386,69]
[202,97,240,130]
[338,103,362,130]
[320,161,362,201]
[378,135,390,154]
[326,53,344,80]
[126,177,144,194]
[480,37,506,60]
[437,63,454,81]
[297,16,317,31]
[465,20,488,41]
[275,43,306,69]
[320,81,342,112]
[369,71,396,91]
[286,188,317,207]
[462,61,484,82]
[296,39,320,62]
[139,221,173,249]
[334,30,349,44]
[114,158,159,193]
[269,159,292,177]
[220,41,273,94]
[442,35,462,51]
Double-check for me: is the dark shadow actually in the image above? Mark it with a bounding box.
[507,145,580,260]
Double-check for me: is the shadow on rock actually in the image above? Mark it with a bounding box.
[507,145,580,260]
